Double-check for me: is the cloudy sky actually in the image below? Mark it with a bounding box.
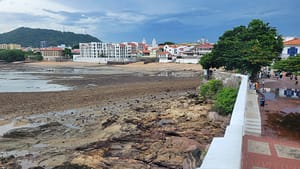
[0,0,299,43]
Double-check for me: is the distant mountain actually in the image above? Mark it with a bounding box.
[0,27,101,47]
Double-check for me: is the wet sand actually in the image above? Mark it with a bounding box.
[0,62,202,117]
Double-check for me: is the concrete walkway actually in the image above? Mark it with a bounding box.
[244,89,261,136]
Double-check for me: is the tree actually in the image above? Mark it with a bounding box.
[63,48,73,59]
[158,42,175,46]
[272,54,300,73]
[200,19,283,79]
[0,49,25,62]
[199,52,220,79]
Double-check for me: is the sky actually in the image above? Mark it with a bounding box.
[0,0,299,43]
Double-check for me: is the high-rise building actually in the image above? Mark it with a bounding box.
[40,41,47,48]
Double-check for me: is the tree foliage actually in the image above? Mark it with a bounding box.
[200,19,283,79]
[199,79,238,116]
[199,80,223,100]
[213,87,238,116]
[272,54,300,73]
[25,51,43,61]
[0,49,25,62]
[158,42,175,46]
[63,48,73,59]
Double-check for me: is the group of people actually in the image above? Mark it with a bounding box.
[290,74,298,85]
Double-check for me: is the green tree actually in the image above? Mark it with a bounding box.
[158,42,175,45]
[200,19,283,79]
[272,54,300,73]
[63,48,73,59]
[0,49,25,62]
[199,53,219,79]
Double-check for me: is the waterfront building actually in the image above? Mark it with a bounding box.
[158,41,214,64]
[74,42,135,64]
[195,43,213,55]
[40,47,64,61]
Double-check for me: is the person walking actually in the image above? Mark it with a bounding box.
[259,94,265,111]
[255,81,260,93]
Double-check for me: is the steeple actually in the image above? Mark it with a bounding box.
[142,37,147,44]
[152,38,158,48]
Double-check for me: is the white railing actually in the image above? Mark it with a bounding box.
[198,74,248,169]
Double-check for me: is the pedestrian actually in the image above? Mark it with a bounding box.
[279,72,283,79]
[259,94,265,109]
[255,81,260,93]
[296,80,298,86]
[249,81,252,90]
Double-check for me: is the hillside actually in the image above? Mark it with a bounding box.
[0,27,101,47]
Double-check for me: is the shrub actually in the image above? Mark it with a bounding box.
[199,80,223,100]
[213,87,238,116]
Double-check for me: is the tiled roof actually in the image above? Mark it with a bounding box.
[284,38,300,45]
[196,43,213,49]
[157,51,170,55]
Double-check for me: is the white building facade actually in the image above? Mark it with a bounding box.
[74,42,135,64]
[159,42,214,64]
[280,38,300,59]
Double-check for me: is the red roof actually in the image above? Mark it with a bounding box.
[284,38,300,45]
[143,50,150,53]
[157,51,170,55]
[72,49,80,53]
[196,43,213,49]
[128,43,137,47]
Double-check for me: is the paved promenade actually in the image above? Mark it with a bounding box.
[242,76,300,169]
[242,135,300,169]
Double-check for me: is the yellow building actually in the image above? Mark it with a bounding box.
[0,43,21,50]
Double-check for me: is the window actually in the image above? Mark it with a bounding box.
[287,47,298,56]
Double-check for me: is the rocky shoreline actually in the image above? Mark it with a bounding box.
[0,62,229,169]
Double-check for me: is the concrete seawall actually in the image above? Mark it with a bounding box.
[199,74,250,169]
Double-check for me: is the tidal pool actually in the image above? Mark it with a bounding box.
[0,72,72,92]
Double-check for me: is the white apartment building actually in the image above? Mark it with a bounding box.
[74,42,135,64]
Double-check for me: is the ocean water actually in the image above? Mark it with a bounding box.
[0,71,72,92]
